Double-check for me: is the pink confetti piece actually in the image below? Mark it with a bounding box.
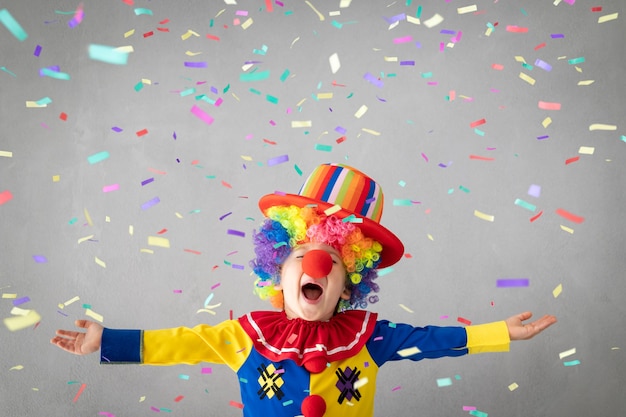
[191,105,214,125]
[102,184,119,193]
[506,25,529,33]
[538,101,561,110]
[98,412,116,417]
[393,35,412,44]
[556,208,585,224]
[0,190,13,205]
[201,367,212,374]
[72,383,87,403]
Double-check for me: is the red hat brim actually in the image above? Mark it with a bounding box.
[259,193,404,269]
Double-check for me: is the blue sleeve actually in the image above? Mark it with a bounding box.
[366,320,469,367]
[100,328,143,364]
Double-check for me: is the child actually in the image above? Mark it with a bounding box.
[51,163,556,417]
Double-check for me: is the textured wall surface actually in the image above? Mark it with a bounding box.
[1,1,625,416]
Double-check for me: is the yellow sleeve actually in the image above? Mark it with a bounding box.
[466,321,510,354]
[143,320,253,372]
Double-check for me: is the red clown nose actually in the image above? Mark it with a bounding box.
[302,250,333,279]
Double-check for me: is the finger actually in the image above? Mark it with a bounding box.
[75,319,92,329]
[517,311,533,322]
[55,329,79,338]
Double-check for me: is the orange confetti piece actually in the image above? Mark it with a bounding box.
[538,101,561,110]
[221,181,232,188]
[72,383,87,403]
[565,156,580,165]
[469,154,495,161]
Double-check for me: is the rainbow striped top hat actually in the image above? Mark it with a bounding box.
[258,163,404,268]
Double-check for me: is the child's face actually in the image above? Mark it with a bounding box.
[276,242,351,322]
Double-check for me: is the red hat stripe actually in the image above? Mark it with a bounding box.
[319,165,345,203]
[326,167,352,208]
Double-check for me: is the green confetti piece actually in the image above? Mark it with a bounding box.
[180,88,195,97]
[134,8,153,16]
[474,128,485,136]
[522,62,533,70]
[398,180,406,187]
[459,185,470,193]
[82,304,91,309]
[1,66,17,77]
[294,164,303,176]
[421,72,433,79]
[68,217,78,225]
[564,360,580,366]
[280,69,290,82]
[621,135,626,143]
[393,199,412,206]
[240,70,270,82]
[332,20,343,29]
[514,198,536,212]
[223,84,230,93]
[416,5,422,18]
[87,151,110,165]
[377,267,394,277]
[36,97,52,106]
[436,377,452,387]
[134,81,143,92]
[41,68,70,80]
[469,410,489,417]
[568,57,585,65]
[0,9,28,41]
[249,88,261,95]
[314,144,332,152]
[88,44,129,65]
[282,400,294,406]
[266,94,278,104]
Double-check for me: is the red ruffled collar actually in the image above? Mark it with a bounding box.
[238,310,378,373]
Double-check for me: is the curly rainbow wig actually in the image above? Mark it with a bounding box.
[249,205,383,311]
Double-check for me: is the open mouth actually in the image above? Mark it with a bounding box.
[302,283,323,301]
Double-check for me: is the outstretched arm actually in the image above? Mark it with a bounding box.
[506,311,557,341]
[50,319,103,355]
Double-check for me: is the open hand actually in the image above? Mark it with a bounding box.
[50,319,103,355]
[505,311,557,341]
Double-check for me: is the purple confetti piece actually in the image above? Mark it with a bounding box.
[184,61,208,68]
[267,154,289,166]
[111,126,123,132]
[173,131,177,140]
[34,45,42,56]
[33,255,47,263]
[535,59,552,71]
[231,264,245,270]
[537,135,549,140]
[210,86,218,94]
[227,229,246,237]
[528,184,541,198]
[335,126,347,134]
[141,196,160,210]
[13,296,31,306]
[141,177,154,186]
[363,72,383,87]
[39,65,60,76]
[219,212,233,221]
[440,29,456,35]
[400,61,415,66]
[496,278,529,288]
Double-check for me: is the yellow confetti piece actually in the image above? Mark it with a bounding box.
[353,377,369,390]
[124,29,135,38]
[196,308,217,315]
[78,235,94,244]
[317,92,333,99]
[542,117,552,128]
[3,310,41,331]
[427,234,434,241]
[552,283,563,298]
[384,56,398,62]
[0,150,13,157]
[105,216,111,223]
[129,225,134,235]
[519,72,536,85]
[2,293,17,298]
[324,204,342,216]
[397,347,421,357]
[399,304,414,313]
[514,56,527,64]
[10,365,24,371]
[140,248,154,254]
[84,208,93,226]
[474,210,495,222]
[598,13,618,23]
[241,18,253,30]
[148,236,170,248]
[95,257,106,268]
[60,296,80,309]
[305,1,325,20]
[52,174,60,182]
[116,45,134,53]
[406,15,420,25]
[175,212,184,219]
[139,396,146,402]
[361,128,380,136]
[559,347,576,359]
[291,120,312,128]
[458,5,478,14]
[589,123,617,131]
[423,13,444,28]
[26,101,47,108]
[240,155,253,161]
[577,80,594,86]
[185,51,202,56]
[354,105,368,118]
[560,225,574,234]
[85,308,103,322]
[578,146,595,155]
[508,382,519,391]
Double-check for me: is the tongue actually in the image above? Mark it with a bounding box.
[303,284,323,300]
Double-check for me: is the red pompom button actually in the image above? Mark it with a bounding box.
[302,249,333,279]
[303,357,328,374]
[301,394,326,417]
